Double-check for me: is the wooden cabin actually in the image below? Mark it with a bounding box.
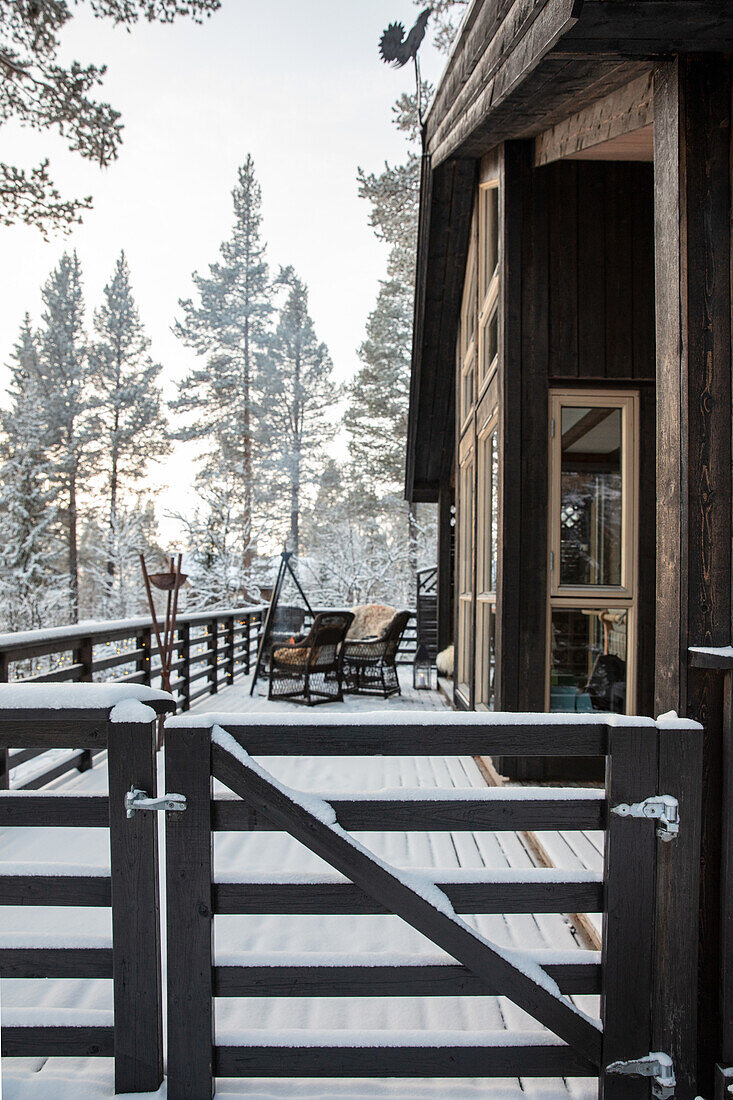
[406,2,733,1089]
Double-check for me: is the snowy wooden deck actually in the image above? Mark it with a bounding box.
[1,671,598,1098]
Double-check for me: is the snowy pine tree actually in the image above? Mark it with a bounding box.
[35,252,93,622]
[0,317,68,632]
[91,251,169,611]
[259,269,338,559]
[173,156,272,577]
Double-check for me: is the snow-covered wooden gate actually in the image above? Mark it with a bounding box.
[163,711,703,1100]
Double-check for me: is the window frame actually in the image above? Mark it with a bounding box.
[546,388,639,715]
[474,395,499,709]
[549,390,638,600]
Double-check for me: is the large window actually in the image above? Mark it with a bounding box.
[458,234,477,432]
[456,441,474,702]
[475,398,499,708]
[548,392,638,713]
[478,185,499,393]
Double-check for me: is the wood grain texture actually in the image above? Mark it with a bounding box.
[1,1026,114,1058]
[599,722,658,1099]
[210,795,605,832]
[212,878,604,916]
[213,960,602,997]
[165,723,214,1100]
[214,1043,596,1078]
[107,718,163,1094]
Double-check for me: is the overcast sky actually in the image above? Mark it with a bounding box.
[0,2,446,538]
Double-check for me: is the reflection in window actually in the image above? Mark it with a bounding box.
[475,602,496,709]
[550,608,627,713]
[560,407,622,586]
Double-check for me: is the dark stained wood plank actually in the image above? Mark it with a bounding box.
[653,720,704,1097]
[197,719,609,758]
[212,878,604,916]
[165,722,215,1100]
[1,1026,114,1058]
[0,715,109,751]
[548,161,579,381]
[577,163,607,379]
[0,875,111,906]
[0,947,113,978]
[600,722,657,1098]
[555,3,733,58]
[211,739,603,1065]
[604,162,633,380]
[107,716,163,1095]
[0,793,109,827]
[215,1042,596,1079]
[213,960,602,998]
[210,794,606,832]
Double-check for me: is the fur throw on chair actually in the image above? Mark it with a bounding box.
[436,645,454,677]
[347,604,396,640]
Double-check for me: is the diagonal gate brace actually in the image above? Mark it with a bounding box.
[211,727,602,1068]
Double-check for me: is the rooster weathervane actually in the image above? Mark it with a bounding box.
[379,8,432,127]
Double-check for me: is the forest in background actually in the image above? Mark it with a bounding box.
[0,0,467,630]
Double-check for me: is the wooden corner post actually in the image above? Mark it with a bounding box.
[106,714,164,1094]
[600,721,657,1098]
[166,721,214,1099]
[653,718,704,1099]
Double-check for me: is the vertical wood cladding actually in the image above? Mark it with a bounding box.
[546,161,655,383]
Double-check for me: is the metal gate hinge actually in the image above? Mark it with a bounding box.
[611,794,679,841]
[606,1053,676,1098]
[125,786,187,818]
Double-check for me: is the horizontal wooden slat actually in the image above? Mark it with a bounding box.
[203,722,609,758]
[8,747,43,768]
[0,875,111,906]
[17,750,97,791]
[211,794,605,832]
[212,879,603,915]
[214,1042,596,1078]
[0,714,109,750]
[1,1025,114,1057]
[21,664,85,684]
[113,670,147,686]
[188,683,215,704]
[213,960,601,997]
[0,947,113,978]
[92,648,145,673]
[0,793,109,827]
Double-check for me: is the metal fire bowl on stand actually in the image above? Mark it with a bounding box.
[148,571,188,592]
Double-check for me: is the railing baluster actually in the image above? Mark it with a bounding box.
[180,621,191,711]
[137,627,151,687]
[226,615,235,685]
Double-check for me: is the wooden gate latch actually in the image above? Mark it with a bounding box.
[125,786,187,818]
[606,1053,676,1098]
[611,794,679,841]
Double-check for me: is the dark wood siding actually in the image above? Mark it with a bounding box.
[547,161,655,383]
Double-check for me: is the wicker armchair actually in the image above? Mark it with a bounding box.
[343,610,412,698]
[268,611,354,706]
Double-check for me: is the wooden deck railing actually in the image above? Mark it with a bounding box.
[163,710,704,1099]
[0,686,175,1095]
[0,606,265,789]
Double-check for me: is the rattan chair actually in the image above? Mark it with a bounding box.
[343,610,412,698]
[268,611,354,706]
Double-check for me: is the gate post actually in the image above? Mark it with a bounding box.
[107,712,164,1094]
[653,716,704,1099]
[166,721,214,1099]
[600,721,658,1099]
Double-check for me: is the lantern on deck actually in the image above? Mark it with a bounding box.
[413,643,432,691]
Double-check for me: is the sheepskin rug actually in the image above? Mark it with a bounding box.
[347,603,396,640]
[436,644,454,677]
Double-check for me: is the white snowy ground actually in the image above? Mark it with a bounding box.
[1,671,599,1098]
